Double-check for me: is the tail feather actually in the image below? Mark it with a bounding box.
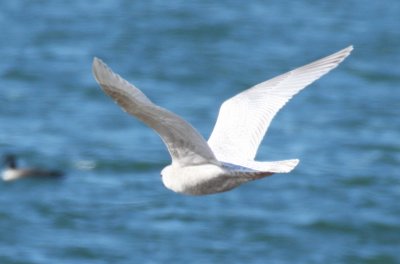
[235,159,299,173]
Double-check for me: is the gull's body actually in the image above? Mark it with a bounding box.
[93,46,353,195]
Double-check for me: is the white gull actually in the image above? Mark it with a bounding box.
[92,46,353,195]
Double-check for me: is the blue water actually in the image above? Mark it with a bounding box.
[1,1,399,263]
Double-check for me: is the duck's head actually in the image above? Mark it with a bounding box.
[3,154,17,169]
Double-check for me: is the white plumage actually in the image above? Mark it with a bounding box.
[92,46,353,195]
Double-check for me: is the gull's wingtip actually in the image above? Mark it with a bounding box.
[92,57,111,85]
[91,56,136,97]
[335,45,354,57]
[345,45,354,53]
[340,45,354,57]
[345,45,354,51]
[92,57,104,71]
[93,56,102,63]
[321,45,353,67]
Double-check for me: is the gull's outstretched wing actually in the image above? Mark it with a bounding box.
[93,58,218,167]
[208,46,353,162]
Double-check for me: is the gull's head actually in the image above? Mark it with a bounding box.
[160,164,224,195]
[160,165,176,192]
[160,164,192,194]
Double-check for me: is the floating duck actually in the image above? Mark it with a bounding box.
[2,154,63,181]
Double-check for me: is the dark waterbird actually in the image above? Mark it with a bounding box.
[2,154,63,181]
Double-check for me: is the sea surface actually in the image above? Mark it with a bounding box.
[0,1,399,263]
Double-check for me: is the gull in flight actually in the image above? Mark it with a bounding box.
[92,46,353,195]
